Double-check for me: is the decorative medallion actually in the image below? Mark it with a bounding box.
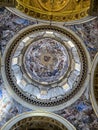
[1,25,89,111]
[38,0,69,11]
[1,111,76,130]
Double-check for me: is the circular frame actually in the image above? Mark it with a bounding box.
[90,53,98,117]
[1,111,76,130]
[6,7,96,25]
[1,24,91,111]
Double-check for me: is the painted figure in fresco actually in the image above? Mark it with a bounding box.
[25,38,69,83]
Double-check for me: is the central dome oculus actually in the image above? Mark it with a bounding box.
[24,38,69,84]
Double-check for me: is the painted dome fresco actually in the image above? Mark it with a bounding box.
[1,25,90,111]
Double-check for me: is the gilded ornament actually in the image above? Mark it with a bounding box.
[38,0,70,11]
[16,0,90,22]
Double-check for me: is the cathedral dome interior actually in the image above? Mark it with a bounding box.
[0,0,98,130]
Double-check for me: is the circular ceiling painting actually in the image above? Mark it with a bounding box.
[1,25,90,111]
[24,37,70,84]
